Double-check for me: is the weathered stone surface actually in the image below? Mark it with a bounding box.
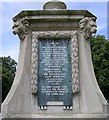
[79,17,97,40]
[1,0,108,118]
[43,0,67,10]
[12,18,29,41]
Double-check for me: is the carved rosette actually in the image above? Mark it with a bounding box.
[79,17,97,40]
[31,31,80,94]
[31,32,38,94]
[71,32,79,94]
[12,18,29,41]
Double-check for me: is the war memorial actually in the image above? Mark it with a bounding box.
[1,0,108,119]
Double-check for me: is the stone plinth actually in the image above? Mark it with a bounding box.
[1,0,108,119]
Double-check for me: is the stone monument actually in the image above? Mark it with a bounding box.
[1,0,108,118]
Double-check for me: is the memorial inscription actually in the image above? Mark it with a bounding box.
[38,38,72,107]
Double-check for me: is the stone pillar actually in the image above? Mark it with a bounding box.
[78,17,107,114]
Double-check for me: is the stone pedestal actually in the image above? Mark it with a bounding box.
[1,0,108,118]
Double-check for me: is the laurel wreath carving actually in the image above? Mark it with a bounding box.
[31,33,38,94]
[71,32,79,93]
[31,31,79,94]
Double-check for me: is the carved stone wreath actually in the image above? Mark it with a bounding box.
[31,31,79,94]
[71,32,79,93]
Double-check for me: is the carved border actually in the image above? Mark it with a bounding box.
[71,32,79,93]
[31,31,79,94]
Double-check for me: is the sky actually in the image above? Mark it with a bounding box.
[1,0,108,62]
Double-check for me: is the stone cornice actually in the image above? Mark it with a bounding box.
[13,10,97,20]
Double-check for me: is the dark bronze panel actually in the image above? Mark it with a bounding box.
[38,38,72,106]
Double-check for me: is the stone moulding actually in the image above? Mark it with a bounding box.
[31,31,79,94]
[71,32,79,93]
[31,34,38,94]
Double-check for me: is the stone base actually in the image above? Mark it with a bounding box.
[1,113,108,119]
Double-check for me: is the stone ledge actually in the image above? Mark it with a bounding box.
[13,10,96,20]
[1,113,108,119]
[1,118,109,120]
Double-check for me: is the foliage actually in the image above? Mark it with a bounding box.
[1,56,17,102]
[90,35,109,100]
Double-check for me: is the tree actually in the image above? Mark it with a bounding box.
[1,56,17,102]
[90,35,109,100]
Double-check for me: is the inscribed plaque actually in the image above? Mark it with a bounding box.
[38,38,72,106]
